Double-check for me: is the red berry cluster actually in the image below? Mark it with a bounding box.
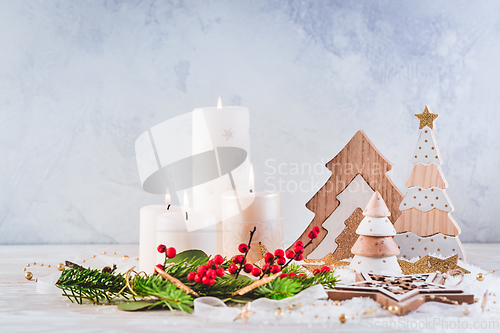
[312,266,331,276]
[157,244,177,259]
[187,254,225,286]
[229,242,262,277]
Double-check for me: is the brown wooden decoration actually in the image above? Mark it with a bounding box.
[332,208,363,260]
[327,272,474,316]
[290,131,404,258]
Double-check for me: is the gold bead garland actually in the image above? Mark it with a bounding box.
[23,250,138,281]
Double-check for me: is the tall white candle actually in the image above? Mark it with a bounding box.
[139,204,166,274]
[192,99,251,253]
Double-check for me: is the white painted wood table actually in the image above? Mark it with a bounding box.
[1,244,498,333]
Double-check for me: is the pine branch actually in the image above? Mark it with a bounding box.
[133,275,193,313]
[253,278,302,300]
[56,267,131,304]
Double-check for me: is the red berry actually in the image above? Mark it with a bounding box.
[213,254,224,266]
[207,278,215,286]
[228,264,238,274]
[312,226,320,234]
[157,244,166,253]
[276,257,286,265]
[194,274,202,283]
[264,252,274,263]
[270,265,281,274]
[206,269,216,279]
[233,255,245,265]
[243,263,254,273]
[294,246,304,255]
[288,272,297,278]
[295,254,304,261]
[202,276,210,285]
[216,267,225,277]
[295,241,304,247]
[321,266,331,273]
[251,267,261,277]
[102,266,112,273]
[280,273,288,279]
[308,230,318,239]
[238,243,249,253]
[197,265,208,275]
[286,250,295,259]
[298,274,305,278]
[155,264,164,271]
[262,263,270,272]
[274,249,285,258]
[187,272,196,281]
[206,259,214,268]
[166,247,176,259]
[313,269,320,276]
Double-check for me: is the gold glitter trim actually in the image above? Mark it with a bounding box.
[398,254,470,275]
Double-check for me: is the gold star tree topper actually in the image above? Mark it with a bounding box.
[415,106,439,129]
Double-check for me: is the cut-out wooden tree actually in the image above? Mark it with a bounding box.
[394,106,465,261]
[331,207,364,260]
[350,191,402,275]
[291,130,404,259]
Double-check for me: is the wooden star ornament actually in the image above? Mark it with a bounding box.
[327,272,473,316]
[415,106,439,129]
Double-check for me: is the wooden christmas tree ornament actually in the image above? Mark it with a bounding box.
[395,106,465,261]
[292,131,404,259]
[349,191,402,275]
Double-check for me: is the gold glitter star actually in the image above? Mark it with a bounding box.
[415,106,439,129]
[398,254,470,275]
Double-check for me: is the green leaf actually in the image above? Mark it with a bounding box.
[165,249,208,264]
[117,301,158,311]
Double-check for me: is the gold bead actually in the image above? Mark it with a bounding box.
[102,252,106,254]
[113,252,116,255]
[25,272,33,280]
[339,314,347,323]
[288,305,293,309]
[462,305,470,315]
[312,302,315,306]
[40,263,43,267]
[48,265,51,268]
[474,298,479,303]
[477,273,485,281]
[82,260,86,263]
[298,303,302,307]
[123,255,129,259]
[23,268,26,271]
[26,264,30,267]
[57,263,65,271]
[492,270,496,273]
[92,255,96,258]
[388,305,399,315]
[334,300,340,305]
[33,262,36,265]
[136,258,139,261]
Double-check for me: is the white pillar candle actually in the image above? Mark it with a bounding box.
[139,205,167,274]
[192,99,251,254]
[221,190,284,263]
[156,199,217,264]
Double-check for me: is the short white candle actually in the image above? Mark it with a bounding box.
[139,204,167,274]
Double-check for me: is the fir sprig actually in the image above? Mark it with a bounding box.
[254,278,302,300]
[56,267,130,304]
[133,275,193,313]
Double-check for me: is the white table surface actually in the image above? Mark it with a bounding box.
[1,243,499,333]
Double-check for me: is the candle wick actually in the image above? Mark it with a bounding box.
[185,212,188,220]
[167,204,171,210]
[249,189,253,193]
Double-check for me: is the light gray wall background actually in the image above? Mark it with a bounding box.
[1,0,499,245]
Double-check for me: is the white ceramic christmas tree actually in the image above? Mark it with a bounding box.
[394,106,465,261]
[349,191,402,275]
